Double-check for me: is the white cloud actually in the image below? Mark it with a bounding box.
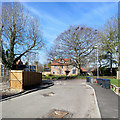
[23,3,66,27]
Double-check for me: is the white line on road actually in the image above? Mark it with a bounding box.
[86,84,101,119]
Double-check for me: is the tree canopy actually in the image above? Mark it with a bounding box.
[49,25,98,75]
[98,16,118,74]
[0,2,44,69]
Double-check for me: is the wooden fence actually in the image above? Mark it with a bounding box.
[9,70,42,91]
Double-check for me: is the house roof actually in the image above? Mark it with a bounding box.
[51,58,87,72]
[81,67,87,72]
[16,59,23,65]
[51,58,72,66]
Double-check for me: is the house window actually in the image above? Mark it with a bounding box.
[60,60,64,63]
[5,69,7,76]
[72,69,76,74]
[67,66,69,69]
[54,66,57,69]
[61,66,63,69]
[53,71,55,74]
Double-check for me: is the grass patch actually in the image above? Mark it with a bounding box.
[42,75,118,84]
[98,76,116,79]
[76,76,116,80]
[110,79,120,87]
[75,76,89,79]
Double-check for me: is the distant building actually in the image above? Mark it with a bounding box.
[16,59,23,65]
[0,46,8,77]
[0,59,24,77]
[51,58,87,76]
[42,67,51,75]
[0,61,8,77]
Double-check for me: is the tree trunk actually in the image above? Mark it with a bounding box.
[110,52,112,76]
[118,46,120,71]
[99,67,101,76]
[78,64,81,76]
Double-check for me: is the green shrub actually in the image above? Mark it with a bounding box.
[46,74,53,77]
[43,74,87,80]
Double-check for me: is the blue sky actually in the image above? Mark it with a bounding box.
[22,2,118,64]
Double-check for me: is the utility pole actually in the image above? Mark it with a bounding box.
[94,45,99,78]
[96,46,99,78]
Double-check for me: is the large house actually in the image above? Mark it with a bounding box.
[51,58,87,76]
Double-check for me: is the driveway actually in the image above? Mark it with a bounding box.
[2,79,100,118]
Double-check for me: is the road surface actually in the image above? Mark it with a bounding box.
[89,83,119,118]
[2,79,100,118]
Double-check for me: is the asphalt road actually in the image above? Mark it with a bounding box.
[89,83,119,118]
[2,79,100,118]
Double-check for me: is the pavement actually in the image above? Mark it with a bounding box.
[88,83,119,119]
[1,79,100,118]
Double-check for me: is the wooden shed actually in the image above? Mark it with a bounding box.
[9,70,42,91]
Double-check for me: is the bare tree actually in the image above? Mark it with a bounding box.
[47,46,58,61]
[0,2,44,69]
[24,52,39,65]
[53,25,98,75]
[118,15,120,71]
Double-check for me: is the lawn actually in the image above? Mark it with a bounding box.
[97,76,116,79]
[110,79,120,87]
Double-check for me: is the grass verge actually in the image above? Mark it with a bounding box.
[110,79,120,87]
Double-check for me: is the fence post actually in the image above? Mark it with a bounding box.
[36,65,37,72]
[29,65,30,71]
[116,87,119,94]
[117,71,120,79]
[110,84,113,89]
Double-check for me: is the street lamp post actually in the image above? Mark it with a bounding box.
[94,45,99,78]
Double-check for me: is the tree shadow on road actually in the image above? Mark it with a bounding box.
[1,80,54,102]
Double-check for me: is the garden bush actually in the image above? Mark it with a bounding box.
[42,74,90,80]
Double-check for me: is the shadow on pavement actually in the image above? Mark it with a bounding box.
[1,80,54,102]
